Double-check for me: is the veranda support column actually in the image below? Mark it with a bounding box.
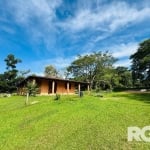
[78,83,81,93]
[32,79,36,85]
[52,81,55,94]
[67,82,69,94]
[87,84,90,91]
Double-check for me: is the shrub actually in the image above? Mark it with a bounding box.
[54,94,60,100]
[25,81,39,96]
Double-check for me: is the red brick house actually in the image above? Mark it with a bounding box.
[18,75,90,95]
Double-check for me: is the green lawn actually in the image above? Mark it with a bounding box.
[0,92,150,150]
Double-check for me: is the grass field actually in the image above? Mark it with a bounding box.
[0,92,150,150]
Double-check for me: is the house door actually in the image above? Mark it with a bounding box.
[54,82,57,93]
[48,81,52,94]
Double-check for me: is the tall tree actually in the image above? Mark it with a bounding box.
[67,51,117,89]
[44,65,58,77]
[4,54,21,70]
[0,74,8,93]
[3,54,22,93]
[130,39,150,87]
[113,66,132,88]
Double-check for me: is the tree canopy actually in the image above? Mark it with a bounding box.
[0,54,22,93]
[130,39,150,87]
[113,66,132,88]
[4,54,21,70]
[44,65,58,77]
[67,51,117,89]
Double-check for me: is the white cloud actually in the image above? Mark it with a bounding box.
[45,57,74,69]
[108,3,150,31]
[9,0,61,25]
[4,0,150,51]
[17,56,74,76]
[29,56,75,74]
[60,1,150,33]
[110,42,138,67]
[111,42,138,58]
[6,0,62,50]
[1,0,149,63]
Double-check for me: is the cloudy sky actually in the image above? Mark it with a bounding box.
[0,0,150,75]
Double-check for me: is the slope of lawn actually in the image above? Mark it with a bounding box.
[0,92,150,150]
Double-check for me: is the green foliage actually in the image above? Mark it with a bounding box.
[44,65,58,77]
[112,66,132,88]
[4,54,21,70]
[67,51,117,89]
[54,94,61,100]
[0,74,8,93]
[0,54,31,94]
[130,39,150,87]
[0,54,22,93]
[25,81,39,96]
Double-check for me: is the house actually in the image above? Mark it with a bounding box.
[18,75,90,95]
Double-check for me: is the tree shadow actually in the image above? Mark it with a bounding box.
[114,92,150,104]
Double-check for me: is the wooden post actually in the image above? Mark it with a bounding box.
[87,84,90,95]
[78,83,81,93]
[52,81,55,94]
[26,92,29,105]
[67,82,69,94]
[32,79,36,85]
[87,84,90,91]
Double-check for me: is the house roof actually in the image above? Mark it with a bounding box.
[23,75,89,84]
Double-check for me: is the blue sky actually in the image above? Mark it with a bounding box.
[0,0,150,75]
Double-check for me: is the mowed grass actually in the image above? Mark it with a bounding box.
[0,92,150,150]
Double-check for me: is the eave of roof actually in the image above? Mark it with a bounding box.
[26,75,89,84]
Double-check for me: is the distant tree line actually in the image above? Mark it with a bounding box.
[0,39,149,93]
[66,39,150,90]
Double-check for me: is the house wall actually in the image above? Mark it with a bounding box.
[39,79,76,95]
[56,81,75,94]
[40,79,49,95]
[17,85,25,95]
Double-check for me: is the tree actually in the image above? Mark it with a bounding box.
[3,54,22,93]
[67,51,117,89]
[113,66,132,88]
[130,39,150,87]
[24,81,39,105]
[44,65,58,77]
[25,81,39,96]
[4,54,21,70]
[0,74,8,93]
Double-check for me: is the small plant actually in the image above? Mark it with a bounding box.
[24,81,39,105]
[25,81,39,96]
[54,94,60,100]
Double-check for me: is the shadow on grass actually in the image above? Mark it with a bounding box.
[113,92,150,104]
